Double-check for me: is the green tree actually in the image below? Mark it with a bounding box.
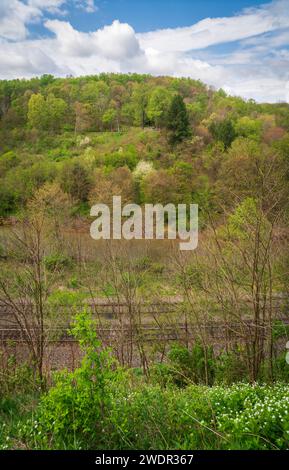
[46,93,67,132]
[59,161,92,202]
[80,80,109,129]
[74,101,92,133]
[27,94,47,130]
[28,93,67,132]
[209,118,236,149]
[102,108,117,131]
[131,83,149,128]
[147,87,172,128]
[166,94,190,144]
[235,116,262,141]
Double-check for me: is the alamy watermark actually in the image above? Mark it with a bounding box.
[90,196,198,251]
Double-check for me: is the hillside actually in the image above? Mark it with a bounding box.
[0,73,289,221]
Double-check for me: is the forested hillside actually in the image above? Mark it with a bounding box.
[0,73,289,221]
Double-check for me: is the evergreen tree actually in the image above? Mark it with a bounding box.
[209,118,236,149]
[166,94,190,144]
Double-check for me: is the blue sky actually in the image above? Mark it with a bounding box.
[0,0,289,102]
[94,0,268,31]
[29,0,270,35]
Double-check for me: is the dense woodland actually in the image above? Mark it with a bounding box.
[0,73,289,219]
[0,73,289,450]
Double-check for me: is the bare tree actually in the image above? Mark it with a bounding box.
[0,186,71,386]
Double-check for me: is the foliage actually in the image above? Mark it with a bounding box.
[22,311,121,449]
[110,382,289,450]
[166,342,215,386]
[28,93,67,132]
[44,253,73,271]
[0,73,288,218]
[59,161,92,202]
[147,87,172,128]
[209,118,236,149]
[235,116,262,141]
[166,94,190,144]
[23,371,289,450]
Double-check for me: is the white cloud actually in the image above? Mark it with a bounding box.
[0,38,62,75]
[76,0,98,13]
[27,0,66,13]
[242,28,289,49]
[0,0,69,41]
[223,77,288,103]
[0,0,40,40]
[86,0,98,13]
[27,0,98,15]
[92,20,141,60]
[0,0,288,103]
[44,19,141,59]
[0,1,97,41]
[137,0,289,52]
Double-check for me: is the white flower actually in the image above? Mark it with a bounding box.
[133,161,154,180]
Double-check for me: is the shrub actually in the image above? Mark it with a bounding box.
[271,351,289,382]
[0,151,19,175]
[67,276,80,289]
[167,343,215,386]
[47,290,86,308]
[0,360,38,451]
[24,311,122,449]
[149,363,174,387]
[134,256,152,271]
[215,349,249,385]
[44,253,73,271]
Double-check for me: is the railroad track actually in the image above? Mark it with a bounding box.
[0,318,288,342]
[0,296,288,343]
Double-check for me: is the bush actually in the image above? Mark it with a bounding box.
[149,363,174,387]
[134,256,152,271]
[0,151,19,175]
[47,290,86,308]
[103,146,138,170]
[214,349,249,384]
[67,275,80,289]
[0,357,35,396]
[167,343,215,386]
[271,351,289,382]
[24,311,122,449]
[44,253,73,271]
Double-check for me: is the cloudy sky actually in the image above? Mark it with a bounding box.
[0,0,289,102]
